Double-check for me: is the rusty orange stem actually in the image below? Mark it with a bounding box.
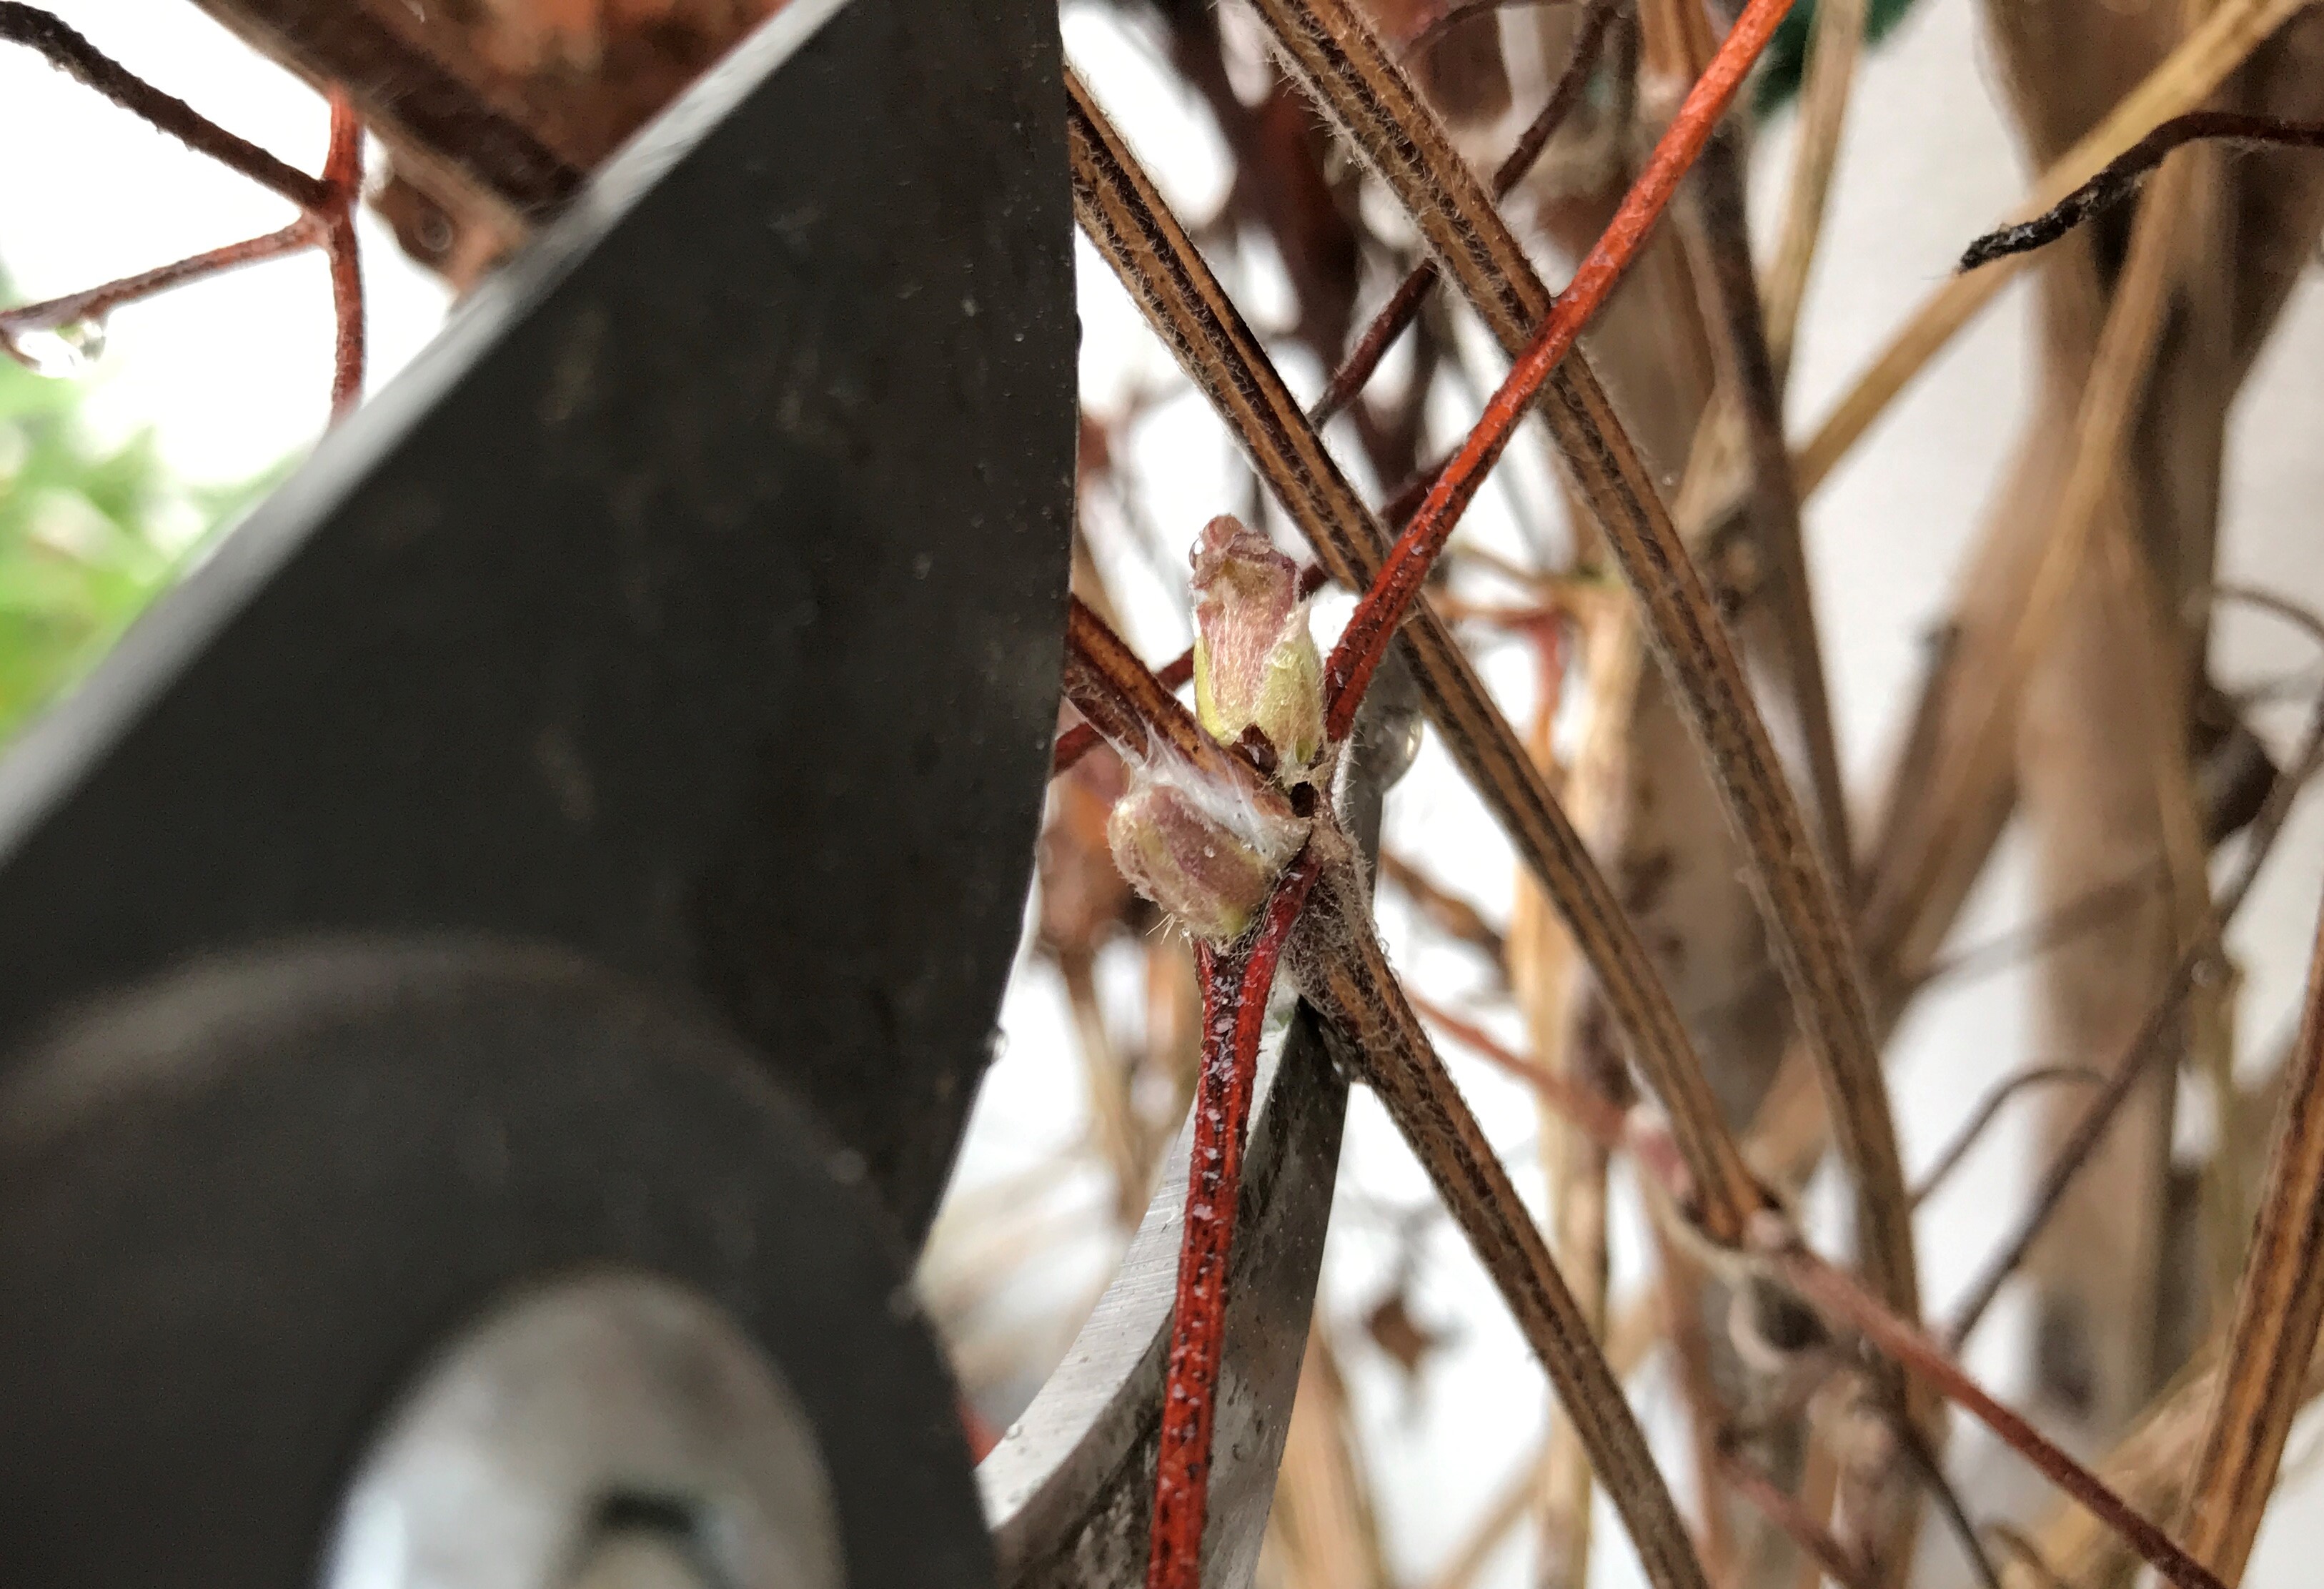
[1321,0,1796,741]
[1144,849,1323,1589]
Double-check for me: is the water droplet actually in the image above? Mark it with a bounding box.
[912,552,934,579]
[5,317,106,379]
[826,1147,867,1185]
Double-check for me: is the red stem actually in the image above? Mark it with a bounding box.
[0,222,317,345]
[322,91,367,422]
[1320,0,1796,741]
[1145,850,1324,1589]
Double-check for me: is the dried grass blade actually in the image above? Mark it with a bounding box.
[2175,894,2324,1583]
[1791,0,2315,498]
[1759,0,1867,376]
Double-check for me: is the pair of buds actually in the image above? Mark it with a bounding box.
[1106,516,1328,943]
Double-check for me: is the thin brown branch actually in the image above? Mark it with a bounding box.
[1789,0,2315,500]
[0,3,331,210]
[1909,1066,2107,1211]
[1912,863,2162,990]
[1962,112,2324,269]
[1687,122,1853,884]
[1401,0,1575,56]
[1311,0,1622,428]
[1946,662,2324,1346]
[1066,71,1767,1248]
[1766,1237,2228,1589]
[2177,894,2324,1583]
[1292,850,1714,1589]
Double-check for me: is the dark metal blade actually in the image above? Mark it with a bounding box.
[0,0,1075,1241]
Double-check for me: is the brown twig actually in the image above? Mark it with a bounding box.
[1961,112,2324,269]
[1685,121,1852,883]
[0,2,331,209]
[1789,0,2313,499]
[1946,663,2324,1347]
[1908,1066,2107,1210]
[1401,0,1576,56]
[1310,0,1622,429]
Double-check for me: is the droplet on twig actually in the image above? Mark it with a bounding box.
[2,317,107,379]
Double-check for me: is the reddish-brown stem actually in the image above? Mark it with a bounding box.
[0,4,332,210]
[1321,0,1796,738]
[322,91,366,423]
[1146,850,1322,1589]
[1401,0,1576,56]
[0,222,316,348]
[1405,991,1631,1153]
[1309,0,1621,429]
[1769,1240,2227,1589]
[1714,1445,1877,1589]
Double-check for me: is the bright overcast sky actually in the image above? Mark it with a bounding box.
[0,0,447,485]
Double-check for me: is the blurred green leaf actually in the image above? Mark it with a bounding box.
[0,266,273,738]
[1754,0,1922,117]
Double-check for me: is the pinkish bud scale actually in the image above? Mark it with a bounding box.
[1190,515,1326,778]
